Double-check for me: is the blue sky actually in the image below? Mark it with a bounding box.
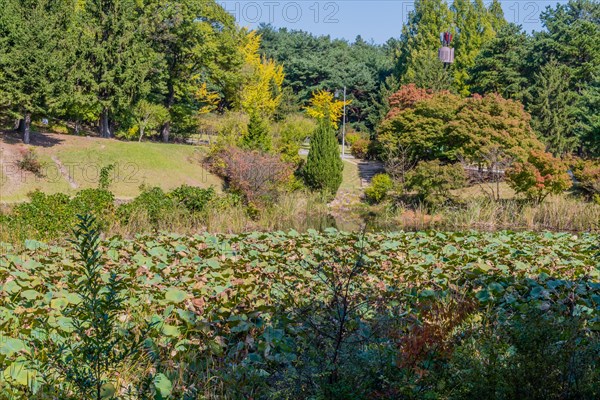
[220,1,569,43]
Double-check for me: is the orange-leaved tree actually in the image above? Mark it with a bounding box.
[505,150,571,203]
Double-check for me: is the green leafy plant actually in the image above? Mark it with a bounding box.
[29,214,154,399]
[364,173,393,204]
[98,164,115,190]
[506,150,572,203]
[406,160,466,206]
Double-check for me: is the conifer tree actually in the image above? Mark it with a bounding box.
[0,0,69,144]
[452,0,499,95]
[469,23,529,100]
[528,60,581,155]
[398,0,453,88]
[304,119,343,198]
[243,112,272,152]
[76,0,156,138]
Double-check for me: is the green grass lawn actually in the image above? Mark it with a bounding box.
[1,134,222,202]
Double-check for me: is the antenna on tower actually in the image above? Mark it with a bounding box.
[438,31,455,64]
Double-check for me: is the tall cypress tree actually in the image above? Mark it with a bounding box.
[304,119,343,198]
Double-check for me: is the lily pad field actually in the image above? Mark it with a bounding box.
[0,229,599,399]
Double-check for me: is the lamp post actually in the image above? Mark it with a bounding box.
[335,86,347,159]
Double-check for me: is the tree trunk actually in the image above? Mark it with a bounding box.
[161,83,175,143]
[161,121,170,143]
[100,108,111,138]
[23,112,31,144]
[15,119,23,131]
[139,127,145,142]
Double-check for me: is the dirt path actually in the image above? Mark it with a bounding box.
[51,155,78,189]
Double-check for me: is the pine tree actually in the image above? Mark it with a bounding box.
[243,112,272,152]
[469,23,529,100]
[304,119,343,198]
[0,0,70,144]
[398,0,454,88]
[528,60,581,155]
[76,0,156,138]
[452,0,499,95]
[148,0,242,142]
[580,73,600,155]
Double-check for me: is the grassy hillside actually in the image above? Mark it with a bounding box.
[2,131,366,203]
[1,131,222,202]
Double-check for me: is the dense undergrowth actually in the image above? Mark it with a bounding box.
[0,227,598,399]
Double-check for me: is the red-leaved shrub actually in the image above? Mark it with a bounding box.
[207,147,294,206]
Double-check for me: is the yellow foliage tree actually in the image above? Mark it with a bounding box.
[195,82,220,114]
[238,30,284,118]
[305,90,351,129]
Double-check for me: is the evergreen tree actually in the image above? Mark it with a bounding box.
[451,0,499,95]
[488,0,507,32]
[148,0,242,142]
[76,0,156,138]
[469,23,529,100]
[304,120,343,198]
[243,112,272,152]
[580,73,600,155]
[397,0,453,88]
[0,0,70,144]
[528,60,581,155]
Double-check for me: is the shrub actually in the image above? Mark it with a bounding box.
[303,120,343,198]
[242,112,272,152]
[117,186,177,226]
[17,148,44,176]
[169,185,216,213]
[70,188,115,229]
[350,138,370,159]
[571,158,600,201]
[506,150,571,203]
[273,114,315,165]
[212,147,294,206]
[406,160,466,206]
[364,174,393,204]
[344,130,361,146]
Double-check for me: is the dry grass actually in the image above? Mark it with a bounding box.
[367,195,600,232]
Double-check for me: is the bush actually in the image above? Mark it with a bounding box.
[443,305,600,399]
[273,114,315,165]
[17,148,44,176]
[117,186,177,226]
[571,158,600,201]
[350,138,370,159]
[406,160,466,206]
[364,174,393,204]
[210,147,294,206]
[506,150,572,203]
[11,188,115,241]
[169,185,216,213]
[344,130,361,146]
